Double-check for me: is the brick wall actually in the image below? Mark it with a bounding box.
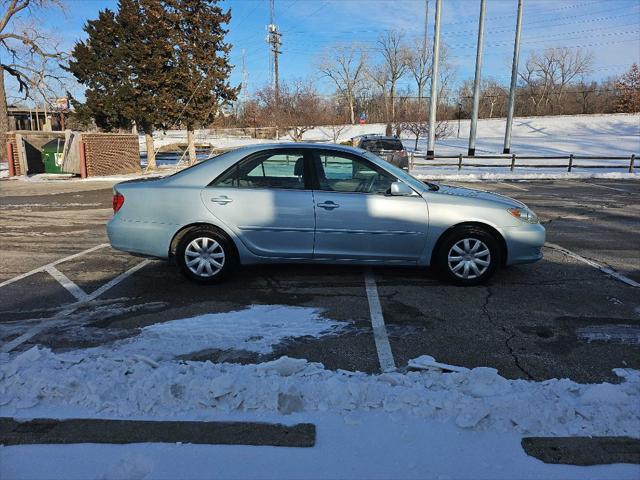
[5,133,20,175]
[81,133,140,177]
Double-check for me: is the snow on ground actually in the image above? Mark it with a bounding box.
[143,113,640,157]
[1,305,639,479]
[136,113,639,179]
[412,171,639,181]
[2,413,637,480]
[411,113,640,157]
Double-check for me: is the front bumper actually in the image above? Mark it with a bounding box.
[502,223,546,265]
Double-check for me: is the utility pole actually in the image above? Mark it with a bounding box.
[422,0,429,55]
[420,0,429,106]
[266,0,281,138]
[427,0,442,157]
[468,0,486,156]
[503,0,523,154]
[241,49,248,105]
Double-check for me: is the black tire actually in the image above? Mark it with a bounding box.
[176,227,237,284]
[435,226,502,286]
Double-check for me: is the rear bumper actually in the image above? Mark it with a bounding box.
[502,223,546,265]
[106,216,172,259]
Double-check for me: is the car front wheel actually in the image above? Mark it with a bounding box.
[435,227,501,286]
[176,227,236,283]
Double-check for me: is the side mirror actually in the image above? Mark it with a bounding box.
[389,181,413,196]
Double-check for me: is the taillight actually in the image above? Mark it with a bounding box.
[112,193,125,213]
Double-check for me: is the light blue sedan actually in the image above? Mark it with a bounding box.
[107,144,545,285]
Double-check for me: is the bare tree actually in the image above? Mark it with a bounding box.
[406,40,455,116]
[365,63,389,124]
[519,47,593,115]
[318,45,366,125]
[398,101,451,150]
[374,30,408,124]
[406,40,430,101]
[0,0,65,152]
[321,123,348,143]
[257,81,326,142]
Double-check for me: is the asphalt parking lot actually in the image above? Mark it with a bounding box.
[1,177,639,384]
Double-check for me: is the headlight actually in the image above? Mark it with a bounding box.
[507,207,538,224]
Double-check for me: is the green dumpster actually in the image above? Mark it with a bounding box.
[42,139,66,174]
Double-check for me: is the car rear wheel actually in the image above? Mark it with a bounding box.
[435,226,501,286]
[176,227,236,283]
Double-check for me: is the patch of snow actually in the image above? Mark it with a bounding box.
[81,305,348,361]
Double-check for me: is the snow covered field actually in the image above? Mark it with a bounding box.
[141,113,639,180]
[1,305,638,479]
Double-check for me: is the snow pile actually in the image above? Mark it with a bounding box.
[1,346,638,438]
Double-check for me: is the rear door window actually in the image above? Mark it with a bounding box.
[211,151,309,190]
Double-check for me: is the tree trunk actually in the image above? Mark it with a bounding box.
[145,132,156,170]
[415,135,419,150]
[0,67,9,161]
[187,129,196,165]
[349,98,355,125]
[390,83,396,122]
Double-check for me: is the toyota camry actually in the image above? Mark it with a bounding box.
[107,143,545,285]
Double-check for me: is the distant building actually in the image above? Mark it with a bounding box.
[7,104,68,131]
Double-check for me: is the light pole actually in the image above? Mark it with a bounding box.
[503,0,523,154]
[427,0,442,157]
[468,0,486,156]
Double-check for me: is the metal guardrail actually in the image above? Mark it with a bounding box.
[408,152,636,173]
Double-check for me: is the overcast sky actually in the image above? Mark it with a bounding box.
[9,0,640,102]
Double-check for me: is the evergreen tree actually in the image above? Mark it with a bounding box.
[615,64,640,113]
[68,0,174,168]
[69,0,238,167]
[163,0,239,164]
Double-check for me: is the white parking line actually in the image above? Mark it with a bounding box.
[587,183,630,193]
[0,243,110,289]
[0,259,153,354]
[44,266,89,302]
[545,243,639,288]
[501,182,529,192]
[364,269,396,373]
[88,259,152,299]
[566,181,629,193]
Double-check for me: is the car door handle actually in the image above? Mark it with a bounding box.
[210,196,233,205]
[317,201,339,210]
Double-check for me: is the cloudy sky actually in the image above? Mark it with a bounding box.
[9,0,640,101]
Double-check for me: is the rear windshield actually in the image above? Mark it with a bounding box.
[361,139,404,151]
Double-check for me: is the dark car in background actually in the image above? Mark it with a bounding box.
[353,135,409,170]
